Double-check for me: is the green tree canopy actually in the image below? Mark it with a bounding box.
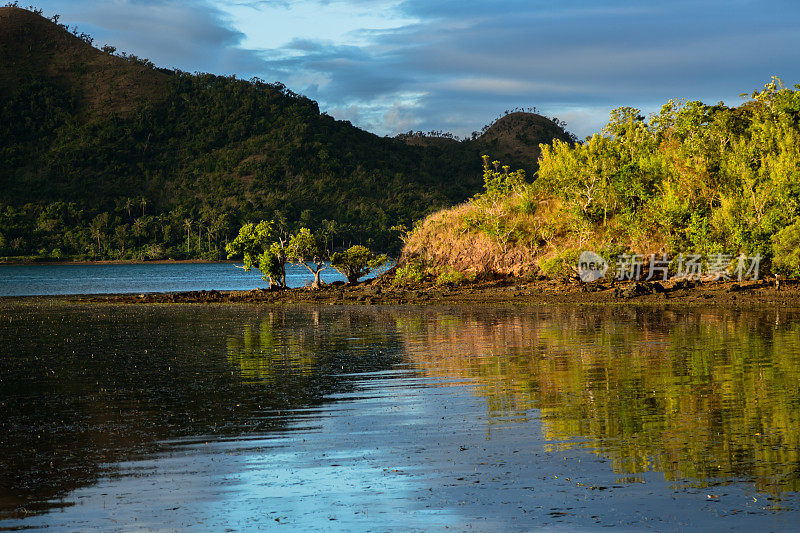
[331,245,388,284]
[226,220,288,288]
[288,228,328,289]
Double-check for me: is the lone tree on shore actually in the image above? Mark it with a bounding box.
[331,245,388,284]
[226,220,288,288]
[288,228,328,289]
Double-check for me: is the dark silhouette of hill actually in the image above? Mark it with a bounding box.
[397,112,576,169]
[0,6,168,116]
[477,112,575,165]
[0,6,573,258]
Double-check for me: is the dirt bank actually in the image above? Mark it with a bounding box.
[64,276,800,308]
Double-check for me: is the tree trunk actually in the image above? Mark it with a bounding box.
[302,262,327,289]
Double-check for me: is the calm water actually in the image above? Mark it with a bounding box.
[0,262,381,296]
[1,303,799,530]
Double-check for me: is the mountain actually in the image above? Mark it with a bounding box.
[0,6,573,259]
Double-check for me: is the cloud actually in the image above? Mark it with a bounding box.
[248,0,800,137]
[34,0,800,138]
[35,0,270,75]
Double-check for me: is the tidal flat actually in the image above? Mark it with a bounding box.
[1,300,799,531]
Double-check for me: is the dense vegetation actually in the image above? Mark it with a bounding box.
[0,70,480,260]
[403,78,800,279]
[0,6,571,261]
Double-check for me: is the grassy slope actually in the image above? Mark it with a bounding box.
[402,80,800,279]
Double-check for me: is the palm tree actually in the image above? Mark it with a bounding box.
[183,219,192,254]
[125,197,134,219]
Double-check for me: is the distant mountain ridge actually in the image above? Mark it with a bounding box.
[0,6,574,259]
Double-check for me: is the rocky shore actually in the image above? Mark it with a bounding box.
[72,276,800,307]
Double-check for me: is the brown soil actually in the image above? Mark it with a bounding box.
[65,276,800,308]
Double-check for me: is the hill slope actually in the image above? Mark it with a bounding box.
[0,6,168,116]
[0,6,571,259]
[476,112,575,166]
[399,80,800,280]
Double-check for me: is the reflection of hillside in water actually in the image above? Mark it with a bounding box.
[396,307,800,493]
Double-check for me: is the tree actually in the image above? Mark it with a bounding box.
[330,245,388,284]
[115,224,128,255]
[89,212,109,255]
[288,228,328,289]
[183,218,192,254]
[226,220,288,288]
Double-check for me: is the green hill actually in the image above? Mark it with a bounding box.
[0,6,571,260]
[401,78,800,281]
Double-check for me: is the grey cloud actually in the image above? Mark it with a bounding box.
[306,0,800,136]
[34,0,800,138]
[37,0,271,75]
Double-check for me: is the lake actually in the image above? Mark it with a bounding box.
[0,262,385,296]
[0,302,799,530]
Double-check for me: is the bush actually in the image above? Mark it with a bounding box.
[538,248,580,279]
[393,262,426,285]
[435,266,467,285]
[772,219,800,277]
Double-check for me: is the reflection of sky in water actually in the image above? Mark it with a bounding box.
[14,371,795,531]
[0,262,391,296]
[12,372,471,531]
[3,305,800,530]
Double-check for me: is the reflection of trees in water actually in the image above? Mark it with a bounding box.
[397,306,800,493]
[4,301,798,518]
[225,307,405,404]
[0,303,402,518]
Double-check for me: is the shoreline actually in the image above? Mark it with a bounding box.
[0,259,235,266]
[6,277,800,308]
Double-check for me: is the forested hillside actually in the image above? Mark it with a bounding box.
[0,5,571,260]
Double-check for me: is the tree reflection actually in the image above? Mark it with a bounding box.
[0,303,401,518]
[225,307,404,404]
[397,307,800,493]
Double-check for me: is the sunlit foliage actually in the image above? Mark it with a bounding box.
[405,78,800,277]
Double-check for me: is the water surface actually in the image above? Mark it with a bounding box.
[0,262,380,296]
[0,303,799,530]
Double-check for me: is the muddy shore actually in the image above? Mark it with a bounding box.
[44,276,800,307]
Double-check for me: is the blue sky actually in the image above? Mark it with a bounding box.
[33,0,800,138]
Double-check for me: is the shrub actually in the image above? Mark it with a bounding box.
[435,266,467,285]
[538,248,581,279]
[393,262,426,285]
[772,219,800,277]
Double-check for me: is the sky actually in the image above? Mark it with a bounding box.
[32,0,800,139]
